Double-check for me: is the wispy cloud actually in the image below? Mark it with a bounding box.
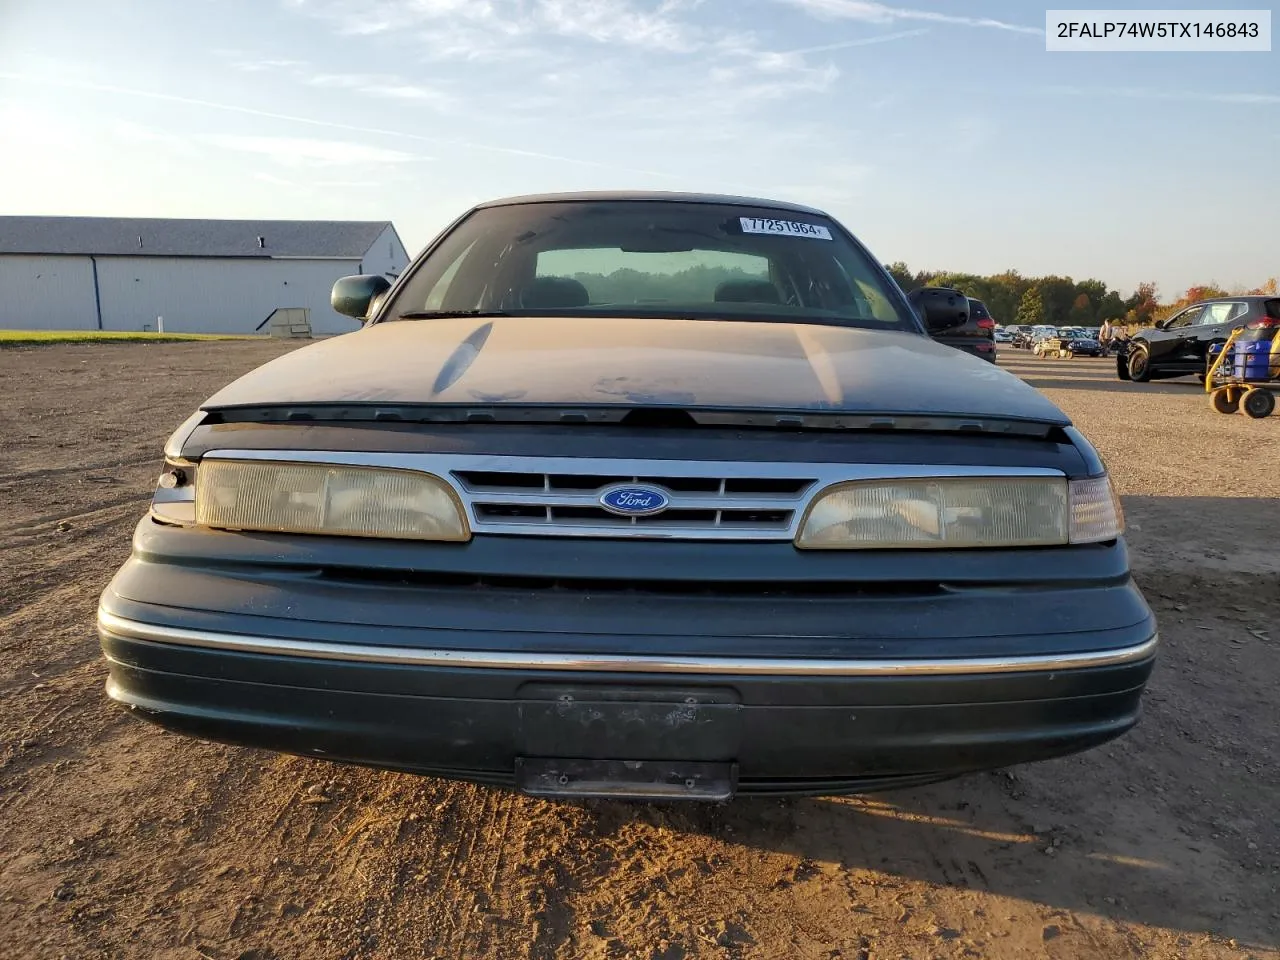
[0,72,674,176]
[779,27,930,55]
[283,0,932,135]
[942,114,992,156]
[206,134,424,166]
[536,0,697,50]
[1049,85,1280,105]
[716,26,923,84]
[253,172,382,193]
[292,0,702,54]
[778,0,1041,36]
[111,119,198,155]
[282,0,901,144]
[706,60,840,100]
[306,72,451,105]
[223,57,453,108]
[253,171,305,188]
[114,120,422,167]
[229,58,307,72]
[771,163,876,209]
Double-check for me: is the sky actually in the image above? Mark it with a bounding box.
[0,0,1276,299]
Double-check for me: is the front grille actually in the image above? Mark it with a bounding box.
[456,471,811,496]
[453,468,815,539]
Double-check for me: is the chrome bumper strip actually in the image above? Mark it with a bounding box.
[99,609,1158,678]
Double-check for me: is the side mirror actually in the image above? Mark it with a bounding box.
[908,286,969,332]
[332,274,392,321]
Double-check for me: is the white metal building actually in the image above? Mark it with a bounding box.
[0,217,410,335]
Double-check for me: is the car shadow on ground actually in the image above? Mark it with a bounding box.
[999,351,1207,395]
[1016,376,1206,394]
[551,495,1280,950]
[563,765,1270,951]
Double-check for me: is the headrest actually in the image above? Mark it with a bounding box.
[714,279,782,304]
[520,276,590,309]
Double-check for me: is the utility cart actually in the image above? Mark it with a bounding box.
[1206,326,1279,418]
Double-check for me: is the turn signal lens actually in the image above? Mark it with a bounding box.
[1067,476,1124,543]
[195,460,469,541]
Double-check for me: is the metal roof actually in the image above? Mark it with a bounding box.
[473,191,828,215]
[0,216,395,259]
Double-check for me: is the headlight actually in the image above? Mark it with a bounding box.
[795,475,1122,549]
[195,460,470,541]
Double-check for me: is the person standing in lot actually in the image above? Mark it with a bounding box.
[1099,318,1115,356]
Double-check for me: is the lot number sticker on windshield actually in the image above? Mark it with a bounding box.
[740,217,832,240]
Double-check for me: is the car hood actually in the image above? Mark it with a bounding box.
[201,317,1070,426]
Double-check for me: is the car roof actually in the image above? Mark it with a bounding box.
[1192,295,1275,305]
[472,191,828,216]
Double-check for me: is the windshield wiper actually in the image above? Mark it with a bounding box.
[394,310,514,320]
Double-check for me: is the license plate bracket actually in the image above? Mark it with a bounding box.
[515,684,742,761]
[515,757,737,801]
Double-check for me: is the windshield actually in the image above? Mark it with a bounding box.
[379,200,918,332]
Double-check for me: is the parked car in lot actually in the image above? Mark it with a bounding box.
[1035,334,1100,358]
[993,326,1013,343]
[1116,296,1280,382]
[1055,336,1103,358]
[1008,325,1035,348]
[97,191,1154,801]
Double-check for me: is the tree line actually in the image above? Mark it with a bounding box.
[558,261,1276,332]
[885,263,1278,330]
[568,264,767,305]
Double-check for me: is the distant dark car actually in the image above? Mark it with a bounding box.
[1064,337,1102,357]
[1116,296,1280,382]
[921,293,996,362]
[1035,336,1100,359]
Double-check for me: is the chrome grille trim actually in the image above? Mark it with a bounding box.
[100,610,1161,677]
[455,468,811,534]
[201,450,1066,541]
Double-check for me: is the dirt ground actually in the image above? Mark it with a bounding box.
[1,341,1277,960]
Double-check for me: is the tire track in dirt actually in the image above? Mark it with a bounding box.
[0,453,161,489]
[321,779,598,960]
[0,489,153,541]
[0,500,143,629]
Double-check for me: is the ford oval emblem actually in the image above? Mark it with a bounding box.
[598,484,671,517]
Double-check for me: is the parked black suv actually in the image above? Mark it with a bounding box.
[1116,296,1280,382]
[911,289,996,362]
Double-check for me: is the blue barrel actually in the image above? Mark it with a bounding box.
[1233,341,1275,381]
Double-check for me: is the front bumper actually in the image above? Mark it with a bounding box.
[97,519,1157,799]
